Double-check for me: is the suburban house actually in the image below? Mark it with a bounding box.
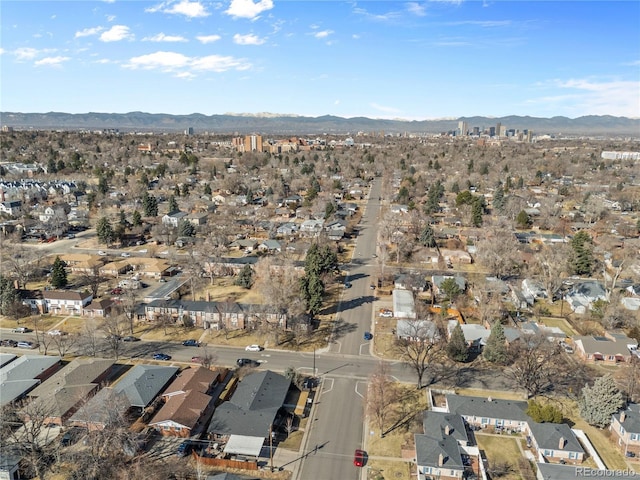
[67,387,131,431]
[0,355,63,407]
[0,200,23,217]
[415,433,466,480]
[526,422,585,464]
[392,289,416,319]
[186,212,208,226]
[207,370,291,459]
[257,240,282,253]
[143,299,298,331]
[42,290,94,316]
[149,366,227,438]
[431,276,467,297]
[162,211,188,228]
[59,253,105,274]
[573,332,637,364]
[564,280,607,314]
[83,298,114,318]
[610,404,640,457]
[25,358,115,426]
[396,319,440,343]
[299,219,324,236]
[110,364,179,413]
[442,394,530,432]
[447,321,491,351]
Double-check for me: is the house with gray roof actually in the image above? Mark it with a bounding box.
[67,387,131,431]
[25,358,116,426]
[207,370,290,458]
[0,354,17,368]
[564,280,607,314]
[0,355,62,406]
[422,411,469,446]
[112,364,178,411]
[396,319,439,343]
[610,403,640,457]
[573,334,636,364]
[414,433,465,480]
[526,422,585,464]
[535,463,613,480]
[445,394,530,431]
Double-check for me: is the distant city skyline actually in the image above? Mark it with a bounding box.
[1,1,639,120]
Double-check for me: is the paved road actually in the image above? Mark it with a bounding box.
[297,177,384,480]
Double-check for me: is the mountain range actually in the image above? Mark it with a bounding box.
[1,112,639,136]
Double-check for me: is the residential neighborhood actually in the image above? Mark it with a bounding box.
[1,126,639,480]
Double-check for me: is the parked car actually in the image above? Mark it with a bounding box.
[122,335,139,342]
[47,330,66,336]
[369,284,375,290]
[121,252,131,257]
[1,339,18,347]
[379,309,393,318]
[191,356,203,364]
[354,449,366,467]
[176,440,192,457]
[364,331,373,341]
[344,282,352,289]
[237,358,260,368]
[65,233,75,239]
[111,287,123,295]
[245,344,262,352]
[153,353,171,361]
[98,250,107,256]
[13,326,32,333]
[17,341,37,349]
[182,339,199,347]
[61,427,85,447]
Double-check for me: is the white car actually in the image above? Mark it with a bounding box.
[98,250,107,256]
[121,252,131,257]
[245,344,263,352]
[47,330,65,336]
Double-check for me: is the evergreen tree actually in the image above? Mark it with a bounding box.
[440,277,461,302]
[324,202,336,219]
[50,256,68,289]
[516,210,531,229]
[418,224,436,248]
[493,184,505,213]
[203,183,212,195]
[95,217,114,245]
[181,183,190,196]
[132,210,142,227]
[446,324,469,362]
[578,374,624,428]
[570,231,594,276]
[97,175,109,195]
[168,195,179,214]
[177,219,195,237]
[142,191,158,217]
[451,181,460,194]
[483,321,508,364]
[526,400,563,423]
[235,264,254,289]
[0,276,20,316]
[471,197,484,227]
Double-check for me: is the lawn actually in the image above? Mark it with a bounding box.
[475,434,526,480]
[366,459,413,480]
[539,316,577,336]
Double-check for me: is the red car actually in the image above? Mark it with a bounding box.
[354,449,366,467]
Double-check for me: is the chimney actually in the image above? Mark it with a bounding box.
[444,425,451,435]
[558,436,565,449]
[438,453,445,466]
[620,411,626,423]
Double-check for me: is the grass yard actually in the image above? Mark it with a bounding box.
[455,388,527,401]
[539,316,577,336]
[366,459,413,480]
[475,434,526,480]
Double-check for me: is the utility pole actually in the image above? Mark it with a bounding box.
[313,348,316,376]
[269,424,274,472]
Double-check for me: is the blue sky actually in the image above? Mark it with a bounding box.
[1,0,639,119]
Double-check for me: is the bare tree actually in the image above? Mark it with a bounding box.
[531,244,569,303]
[366,362,398,436]
[393,316,444,389]
[77,318,101,357]
[475,225,522,279]
[100,314,129,359]
[507,333,562,397]
[80,265,107,298]
[50,333,77,357]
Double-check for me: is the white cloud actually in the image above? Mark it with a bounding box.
[233,33,265,45]
[75,26,104,38]
[406,2,427,17]
[197,34,222,44]
[106,15,116,22]
[124,50,251,75]
[225,0,274,20]
[314,30,333,39]
[13,47,40,60]
[147,0,210,18]
[35,56,70,67]
[143,33,188,42]
[0,48,4,55]
[100,25,134,42]
[530,77,640,118]
[370,102,401,114]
